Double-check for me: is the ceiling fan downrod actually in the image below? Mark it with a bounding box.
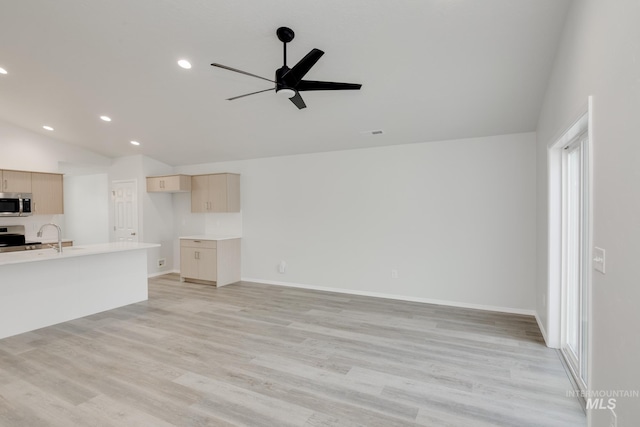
[277,27,295,67]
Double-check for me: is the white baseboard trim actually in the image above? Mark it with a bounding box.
[535,312,556,348]
[241,277,537,317]
[148,269,180,278]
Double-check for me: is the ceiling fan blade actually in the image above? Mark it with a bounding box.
[227,88,274,101]
[211,63,276,84]
[283,49,324,86]
[296,80,362,91]
[289,92,307,109]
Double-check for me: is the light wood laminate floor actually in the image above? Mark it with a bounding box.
[0,274,585,426]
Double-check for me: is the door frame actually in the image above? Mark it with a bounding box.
[547,97,594,404]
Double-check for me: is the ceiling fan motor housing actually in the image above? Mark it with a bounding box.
[275,66,294,94]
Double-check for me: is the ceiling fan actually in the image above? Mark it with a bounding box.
[211,27,362,109]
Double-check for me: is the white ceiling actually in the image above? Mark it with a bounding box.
[0,0,570,166]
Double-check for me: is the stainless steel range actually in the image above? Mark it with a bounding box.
[0,225,42,253]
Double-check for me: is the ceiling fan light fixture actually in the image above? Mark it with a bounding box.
[276,88,296,99]
[177,59,192,69]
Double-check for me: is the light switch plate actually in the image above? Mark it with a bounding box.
[594,247,605,274]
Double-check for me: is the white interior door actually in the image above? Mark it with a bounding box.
[112,180,138,242]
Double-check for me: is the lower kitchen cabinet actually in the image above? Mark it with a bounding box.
[180,237,240,287]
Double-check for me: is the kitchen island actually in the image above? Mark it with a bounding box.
[0,242,159,339]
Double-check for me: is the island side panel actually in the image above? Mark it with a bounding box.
[0,250,148,339]
[216,238,241,287]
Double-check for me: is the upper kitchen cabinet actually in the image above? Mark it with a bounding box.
[147,175,191,193]
[1,170,32,193]
[191,173,240,213]
[31,172,64,215]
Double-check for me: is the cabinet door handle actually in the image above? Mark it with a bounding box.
[3,179,6,190]
[160,180,164,189]
[195,251,200,260]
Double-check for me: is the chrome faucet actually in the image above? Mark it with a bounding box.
[37,223,63,253]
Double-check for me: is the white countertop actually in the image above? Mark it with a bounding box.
[179,235,241,241]
[0,242,160,266]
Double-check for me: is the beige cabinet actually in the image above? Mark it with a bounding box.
[180,238,241,286]
[180,240,217,282]
[146,175,191,192]
[1,170,32,193]
[31,173,64,215]
[191,173,240,213]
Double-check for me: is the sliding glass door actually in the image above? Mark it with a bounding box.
[562,132,589,391]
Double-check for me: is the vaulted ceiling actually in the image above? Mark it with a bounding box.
[0,0,570,166]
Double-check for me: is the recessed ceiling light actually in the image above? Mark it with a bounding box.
[177,59,192,69]
[100,115,111,122]
[130,140,140,146]
[43,125,54,131]
[0,67,7,75]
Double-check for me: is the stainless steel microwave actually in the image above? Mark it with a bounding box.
[0,193,33,216]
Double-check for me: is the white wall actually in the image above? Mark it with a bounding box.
[0,119,110,173]
[176,132,537,313]
[0,214,65,242]
[141,156,175,275]
[536,0,640,425]
[0,119,112,242]
[63,174,109,245]
[108,154,176,276]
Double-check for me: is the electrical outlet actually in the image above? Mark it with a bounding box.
[157,258,166,268]
[609,407,617,427]
[391,269,398,279]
